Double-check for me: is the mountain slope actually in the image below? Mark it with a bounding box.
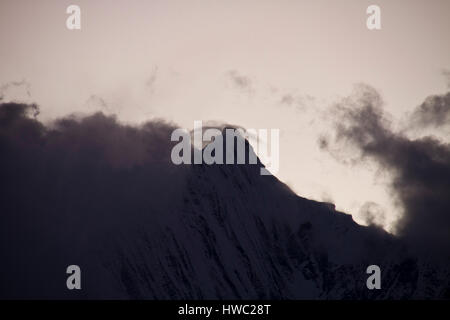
[106,156,449,299]
[0,104,449,299]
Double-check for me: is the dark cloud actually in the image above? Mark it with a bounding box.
[0,102,188,298]
[410,91,450,129]
[321,84,450,253]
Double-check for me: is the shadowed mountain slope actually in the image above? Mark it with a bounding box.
[0,102,449,299]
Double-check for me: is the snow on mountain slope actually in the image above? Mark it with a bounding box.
[0,106,448,299]
[95,142,450,299]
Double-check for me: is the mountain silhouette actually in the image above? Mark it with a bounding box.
[0,102,449,299]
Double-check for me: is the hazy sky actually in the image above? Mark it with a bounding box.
[1,0,449,231]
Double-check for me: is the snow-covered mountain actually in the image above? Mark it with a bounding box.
[101,147,449,299]
[0,106,449,299]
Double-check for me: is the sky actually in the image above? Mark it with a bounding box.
[1,0,449,232]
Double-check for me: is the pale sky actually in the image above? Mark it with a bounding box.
[1,0,449,231]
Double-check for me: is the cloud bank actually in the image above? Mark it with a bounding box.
[320,85,450,252]
[0,102,188,298]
